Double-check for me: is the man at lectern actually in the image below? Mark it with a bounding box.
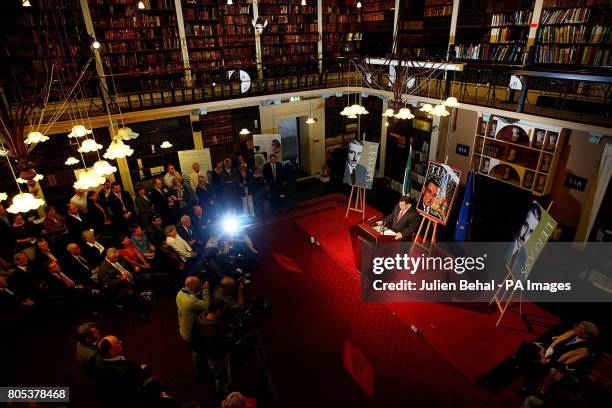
[376,195,420,241]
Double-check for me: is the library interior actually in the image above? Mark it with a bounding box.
[0,0,610,407]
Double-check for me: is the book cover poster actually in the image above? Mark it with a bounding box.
[343,140,379,190]
[505,201,557,282]
[416,161,461,226]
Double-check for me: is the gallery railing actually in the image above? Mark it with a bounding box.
[23,59,612,129]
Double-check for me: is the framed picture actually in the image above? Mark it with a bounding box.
[416,160,461,225]
[342,140,379,190]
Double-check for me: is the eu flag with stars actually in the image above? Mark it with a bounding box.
[454,170,475,241]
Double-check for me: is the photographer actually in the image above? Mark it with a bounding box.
[194,298,232,396]
[214,277,245,321]
[176,276,210,377]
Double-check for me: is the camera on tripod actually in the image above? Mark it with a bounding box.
[231,298,272,343]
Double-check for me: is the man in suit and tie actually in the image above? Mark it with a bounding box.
[417,178,443,220]
[66,203,89,242]
[343,139,368,188]
[377,195,420,241]
[176,215,203,250]
[8,252,41,303]
[149,178,170,223]
[263,154,285,212]
[108,182,135,227]
[65,243,97,287]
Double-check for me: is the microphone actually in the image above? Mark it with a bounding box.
[366,215,377,223]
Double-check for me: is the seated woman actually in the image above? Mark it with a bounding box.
[117,234,151,273]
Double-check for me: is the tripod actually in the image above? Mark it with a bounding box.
[235,329,277,400]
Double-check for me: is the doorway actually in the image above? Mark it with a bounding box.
[278,116,312,178]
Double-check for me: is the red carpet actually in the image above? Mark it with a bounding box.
[293,194,560,381]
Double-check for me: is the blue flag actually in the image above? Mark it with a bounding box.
[402,139,412,196]
[454,170,475,242]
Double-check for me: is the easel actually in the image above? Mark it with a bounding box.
[411,216,439,253]
[345,185,366,220]
[490,202,554,326]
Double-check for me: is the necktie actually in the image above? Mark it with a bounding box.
[351,169,356,185]
[396,209,406,224]
[113,262,134,284]
[76,256,89,271]
[116,193,127,212]
[0,287,15,296]
[95,242,104,253]
[272,164,276,181]
[54,272,75,288]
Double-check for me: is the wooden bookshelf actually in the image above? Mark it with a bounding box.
[360,0,395,57]
[89,0,185,93]
[384,111,432,190]
[471,114,566,195]
[423,0,453,58]
[397,0,426,59]
[322,0,363,69]
[258,0,319,78]
[0,0,93,102]
[454,0,534,65]
[532,0,612,67]
[324,95,358,152]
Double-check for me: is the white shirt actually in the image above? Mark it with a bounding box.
[166,235,193,262]
[86,241,105,254]
[164,172,182,189]
[189,171,202,191]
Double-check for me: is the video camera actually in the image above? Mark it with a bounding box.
[231,298,272,344]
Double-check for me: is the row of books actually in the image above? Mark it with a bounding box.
[263,24,318,33]
[223,48,253,59]
[323,23,363,32]
[224,5,251,14]
[261,33,318,44]
[542,0,610,7]
[262,44,317,57]
[454,43,526,64]
[324,33,363,42]
[190,50,222,61]
[102,28,179,40]
[424,6,452,17]
[110,62,184,74]
[106,52,183,67]
[185,24,217,37]
[222,26,253,35]
[222,16,251,25]
[491,10,533,26]
[187,38,217,48]
[258,5,316,14]
[361,1,395,13]
[489,27,529,43]
[325,14,361,24]
[262,54,318,64]
[183,8,218,21]
[324,43,360,53]
[92,15,177,29]
[270,15,318,24]
[425,0,454,5]
[220,38,254,47]
[533,44,611,65]
[541,8,591,25]
[363,12,386,22]
[537,25,610,43]
[105,39,180,53]
[399,21,424,31]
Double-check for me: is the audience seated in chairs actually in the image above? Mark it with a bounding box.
[146,214,167,248]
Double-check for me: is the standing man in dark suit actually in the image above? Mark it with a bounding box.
[220,158,240,213]
[149,178,170,223]
[66,203,89,243]
[263,154,285,213]
[107,182,135,228]
[377,195,420,241]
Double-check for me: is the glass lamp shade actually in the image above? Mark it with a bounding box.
[93,160,117,176]
[306,117,316,125]
[419,104,434,113]
[17,174,44,184]
[0,192,8,201]
[443,97,460,108]
[349,104,368,115]
[103,140,134,160]
[115,127,139,141]
[24,131,49,145]
[382,108,395,117]
[78,139,103,153]
[160,141,173,149]
[65,157,79,165]
[68,125,93,138]
[138,1,145,9]
[340,106,351,116]
[432,104,450,117]
[7,192,45,214]
[73,169,106,190]
[239,128,250,135]
[394,107,415,120]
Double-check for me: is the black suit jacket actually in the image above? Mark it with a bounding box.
[107,191,135,222]
[146,224,166,248]
[82,243,105,268]
[176,223,195,244]
[64,255,94,286]
[8,266,41,300]
[382,204,420,241]
[149,188,169,217]
[92,355,144,404]
[66,213,89,242]
[263,162,284,190]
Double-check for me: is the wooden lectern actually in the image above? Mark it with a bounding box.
[356,221,399,273]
